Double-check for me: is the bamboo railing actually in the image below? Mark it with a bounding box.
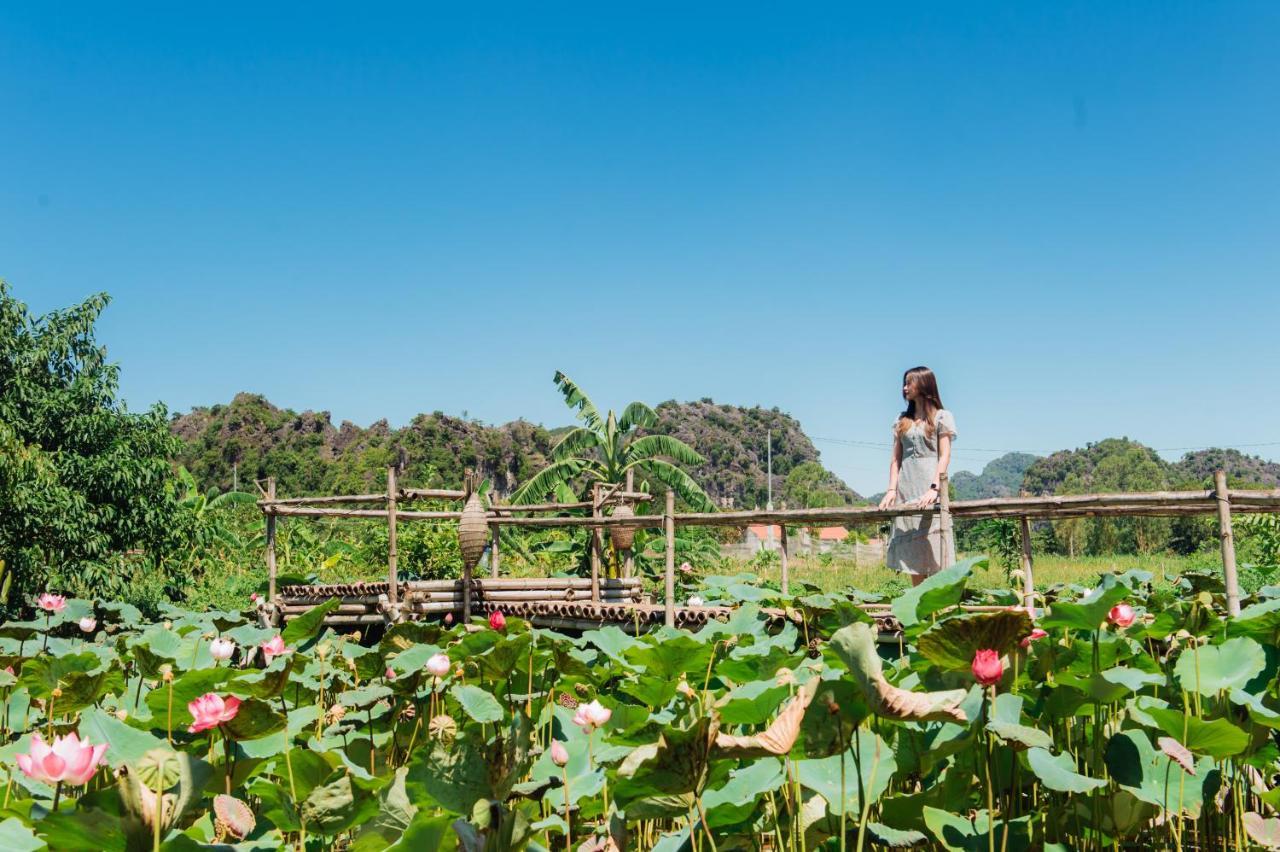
[259,467,1280,626]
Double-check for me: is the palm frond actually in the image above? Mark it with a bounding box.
[618,401,657,432]
[624,434,706,467]
[511,458,585,504]
[553,371,603,430]
[633,458,717,513]
[550,426,603,462]
[207,491,258,509]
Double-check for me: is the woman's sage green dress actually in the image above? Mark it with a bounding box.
[886,410,957,577]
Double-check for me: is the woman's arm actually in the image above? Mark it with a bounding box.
[918,433,951,507]
[877,435,903,509]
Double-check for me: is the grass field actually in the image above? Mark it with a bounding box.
[704,550,1225,598]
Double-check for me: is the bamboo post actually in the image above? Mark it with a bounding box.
[1019,515,1035,614]
[1215,470,1241,617]
[491,524,501,579]
[623,470,635,579]
[779,524,790,596]
[265,478,278,600]
[590,483,602,603]
[386,466,399,607]
[462,470,473,622]
[938,472,953,567]
[664,489,675,628]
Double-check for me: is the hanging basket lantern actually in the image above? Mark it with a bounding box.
[458,494,489,571]
[609,503,636,550]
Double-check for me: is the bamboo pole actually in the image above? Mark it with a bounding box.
[623,470,635,579]
[664,490,676,628]
[779,524,790,597]
[1019,515,1035,614]
[491,524,501,579]
[1215,470,1242,617]
[462,470,473,623]
[265,478,278,600]
[938,472,953,567]
[589,483,602,602]
[386,466,399,607]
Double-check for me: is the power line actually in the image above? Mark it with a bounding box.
[810,435,1280,458]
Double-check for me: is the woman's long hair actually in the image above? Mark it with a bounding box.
[895,366,944,438]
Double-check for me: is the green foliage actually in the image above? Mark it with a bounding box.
[0,282,195,608]
[0,569,1274,849]
[512,372,717,511]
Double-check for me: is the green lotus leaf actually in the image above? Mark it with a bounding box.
[1143,707,1249,758]
[702,758,786,827]
[19,652,124,715]
[1041,574,1130,632]
[1105,729,1219,817]
[986,721,1052,750]
[222,696,287,741]
[77,707,168,767]
[832,622,968,723]
[916,610,1033,672]
[796,729,897,817]
[0,817,43,852]
[144,667,235,727]
[280,598,341,648]
[715,679,789,725]
[1174,637,1267,696]
[866,821,929,847]
[338,684,394,710]
[1229,688,1280,729]
[1026,747,1106,793]
[891,558,982,629]
[922,807,1032,852]
[450,684,504,724]
[1228,598,1280,639]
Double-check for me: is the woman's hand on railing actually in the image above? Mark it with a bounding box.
[878,489,897,510]
[916,489,939,509]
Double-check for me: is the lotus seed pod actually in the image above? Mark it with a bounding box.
[429,714,457,742]
[213,794,255,840]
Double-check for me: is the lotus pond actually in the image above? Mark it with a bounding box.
[3,558,1280,851]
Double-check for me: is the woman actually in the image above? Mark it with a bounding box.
[877,366,957,584]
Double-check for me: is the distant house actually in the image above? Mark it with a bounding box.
[743,524,850,554]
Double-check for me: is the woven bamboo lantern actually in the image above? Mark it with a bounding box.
[609,503,636,550]
[458,494,489,570]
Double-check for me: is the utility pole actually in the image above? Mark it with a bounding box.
[233,462,238,493]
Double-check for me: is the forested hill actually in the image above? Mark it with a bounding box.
[1021,439,1280,495]
[950,453,1041,500]
[170,393,861,506]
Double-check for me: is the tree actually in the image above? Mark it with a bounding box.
[0,282,194,606]
[511,372,716,511]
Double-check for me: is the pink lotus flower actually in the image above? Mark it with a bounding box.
[572,700,612,731]
[425,653,451,678]
[489,611,506,631]
[209,638,236,661]
[16,732,107,786]
[1020,628,1048,648]
[971,649,1004,686]
[444,613,454,625]
[78,617,97,633]
[679,562,693,574]
[1108,603,1136,628]
[37,593,66,613]
[188,693,242,734]
[261,635,290,664]
[550,740,569,767]
[250,593,261,604]
[385,667,396,680]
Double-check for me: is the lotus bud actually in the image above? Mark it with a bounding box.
[550,740,569,767]
[425,653,451,678]
[688,595,704,607]
[971,649,1003,686]
[488,610,506,631]
[1107,603,1136,629]
[209,638,236,661]
[444,613,454,625]
[78,617,97,633]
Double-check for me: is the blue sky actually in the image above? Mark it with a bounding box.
[4,3,1278,494]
